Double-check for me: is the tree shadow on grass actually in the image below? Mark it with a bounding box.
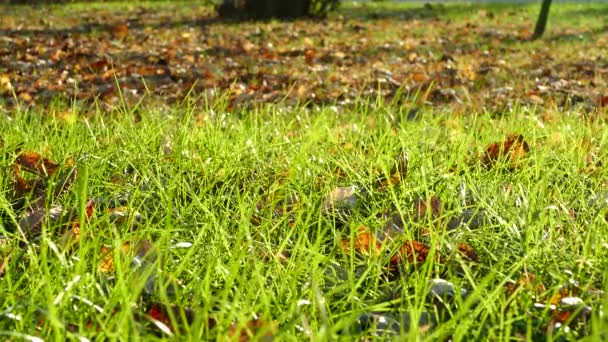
[0,4,222,38]
[341,2,479,21]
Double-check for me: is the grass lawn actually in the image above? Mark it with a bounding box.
[1,1,608,341]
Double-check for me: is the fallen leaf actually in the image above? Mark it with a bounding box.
[348,312,435,336]
[456,243,479,262]
[227,318,276,342]
[390,240,432,266]
[446,209,487,230]
[145,301,196,335]
[97,242,132,274]
[340,225,382,257]
[550,294,591,324]
[112,23,129,39]
[18,205,64,242]
[596,95,608,110]
[304,49,315,66]
[15,151,60,177]
[413,196,442,221]
[547,282,587,323]
[481,134,530,167]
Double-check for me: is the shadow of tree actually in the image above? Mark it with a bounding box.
[342,2,477,21]
[0,6,221,38]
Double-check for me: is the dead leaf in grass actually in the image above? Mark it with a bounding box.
[456,243,479,263]
[340,225,382,257]
[546,282,591,324]
[145,301,197,336]
[228,318,276,342]
[597,95,608,110]
[390,240,432,267]
[98,242,132,274]
[18,205,64,241]
[481,134,530,168]
[98,239,153,274]
[12,152,78,208]
[550,296,591,324]
[14,151,60,176]
[111,23,129,39]
[413,196,442,221]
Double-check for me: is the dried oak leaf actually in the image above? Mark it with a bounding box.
[12,152,78,205]
[61,199,96,247]
[145,301,197,336]
[456,243,479,263]
[597,95,608,110]
[14,152,60,176]
[228,319,276,342]
[390,240,432,267]
[481,134,530,167]
[111,23,129,39]
[340,226,382,257]
[550,296,591,324]
[0,251,10,277]
[18,205,64,241]
[413,196,442,221]
[547,282,590,323]
[323,186,358,222]
[97,242,134,274]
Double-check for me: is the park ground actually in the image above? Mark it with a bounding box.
[1,1,608,340]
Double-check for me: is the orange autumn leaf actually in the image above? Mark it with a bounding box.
[390,240,432,266]
[597,95,608,110]
[146,302,196,335]
[14,151,60,176]
[111,23,129,39]
[12,152,77,202]
[457,243,479,263]
[481,134,530,167]
[341,226,382,257]
[63,199,96,246]
[304,49,315,65]
[549,283,581,323]
[98,242,133,274]
[228,319,276,342]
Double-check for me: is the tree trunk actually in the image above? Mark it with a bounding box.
[532,0,552,40]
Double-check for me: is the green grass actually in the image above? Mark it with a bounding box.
[1,1,608,340]
[1,97,608,340]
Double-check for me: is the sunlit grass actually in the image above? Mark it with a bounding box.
[1,95,607,340]
[0,1,607,340]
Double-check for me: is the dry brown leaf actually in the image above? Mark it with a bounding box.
[111,23,129,39]
[456,243,479,263]
[15,151,60,176]
[340,226,382,257]
[227,319,276,342]
[481,134,530,167]
[413,196,442,221]
[97,242,133,274]
[390,240,432,267]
